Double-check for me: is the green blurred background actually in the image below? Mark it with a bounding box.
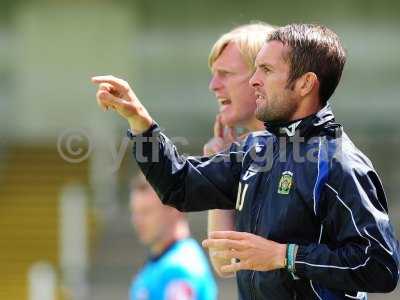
[0,0,399,299]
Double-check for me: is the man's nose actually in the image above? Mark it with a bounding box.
[249,70,261,87]
[209,75,222,92]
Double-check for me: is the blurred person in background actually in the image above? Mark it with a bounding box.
[203,23,275,278]
[129,173,217,300]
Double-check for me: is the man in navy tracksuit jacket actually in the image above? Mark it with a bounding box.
[127,104,399,299]
[92,24,399,299]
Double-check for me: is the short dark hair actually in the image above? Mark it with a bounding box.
[267,24,346,104]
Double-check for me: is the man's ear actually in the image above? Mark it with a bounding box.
[295,72,319,97]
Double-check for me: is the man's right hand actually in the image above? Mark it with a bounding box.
[92,75,153,134]
[203,114,237,156]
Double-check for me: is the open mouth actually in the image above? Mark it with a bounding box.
[218,98,232,105]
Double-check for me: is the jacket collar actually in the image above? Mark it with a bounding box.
[264,103,336,139]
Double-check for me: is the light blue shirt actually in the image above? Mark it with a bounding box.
[130,238,217,300]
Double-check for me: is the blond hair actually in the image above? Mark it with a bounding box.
[208,22,276,71]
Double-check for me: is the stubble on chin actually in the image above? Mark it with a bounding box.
[255,107,266,122]
[255,99,297,123]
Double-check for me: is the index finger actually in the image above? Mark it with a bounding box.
[202,238,246,250]
[208,231,248,240]
[91,75,129,93]
[213,114,224,138]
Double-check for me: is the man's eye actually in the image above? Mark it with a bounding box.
[263,67,271,73]
[219,71,232,77]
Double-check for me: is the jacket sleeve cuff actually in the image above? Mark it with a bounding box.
[127,121,160,140]
[294,244,308,279]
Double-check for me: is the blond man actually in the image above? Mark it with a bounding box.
[205,23,275,277]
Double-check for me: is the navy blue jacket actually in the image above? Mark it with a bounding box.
[129,105,399,299]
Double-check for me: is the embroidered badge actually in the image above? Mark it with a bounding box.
[278,171,293,195]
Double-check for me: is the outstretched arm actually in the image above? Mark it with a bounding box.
[92,75,243,212]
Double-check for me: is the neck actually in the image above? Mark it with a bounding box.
[288,96,322,121]
[264,103,335,139]
[150,220,190,256]
[244,117,265,131]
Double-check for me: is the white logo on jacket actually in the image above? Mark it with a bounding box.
[280,121,301,137]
